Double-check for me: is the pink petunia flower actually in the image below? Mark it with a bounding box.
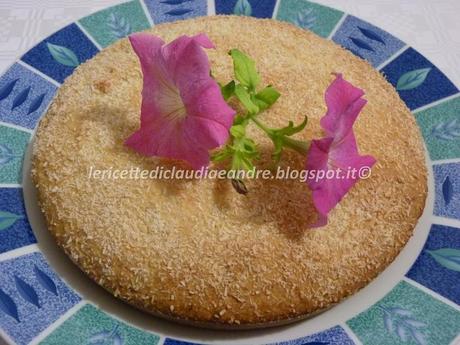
[125,33,236,169]
[306,74,376,227]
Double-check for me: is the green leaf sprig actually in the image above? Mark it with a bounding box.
[212,49,309,193]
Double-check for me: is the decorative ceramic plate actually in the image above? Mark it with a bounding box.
[0,1,459,344]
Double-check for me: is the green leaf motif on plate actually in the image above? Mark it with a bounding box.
[396,67,431,91]
[0,211,23,231]
[426,248,460,272]
[46,42,80,67]
[0,144,21,167]
[87,324,124,345]
[233,0,252,16]
[107,13,132,40]
[295,8,316,30]
[378,306,427,345]
[431,118,460,141]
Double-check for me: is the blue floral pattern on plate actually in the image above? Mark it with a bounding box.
[39,304,159,345]
[0,63,57,130]
[143,0,207,24]
[78,0,152,48]
[381,47,459,110]
[0,252,81,345]
[215,0,277,18]
[332,15,405,67]
[0,1,458,344]
[275,0,344,38]
[413,95,460,161]
[407,224,460,305]
[21,23,99,84]
[0,188,36,254]
[433,163,460,221]
[347,281,460,345]
[0,125,30,185]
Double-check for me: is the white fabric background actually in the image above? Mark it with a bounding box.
[0,1,458,345]
[0,0,459,86]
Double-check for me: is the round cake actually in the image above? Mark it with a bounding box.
[31,16,427,328]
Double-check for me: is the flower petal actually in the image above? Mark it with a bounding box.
[306,132,376,226]
[190,33,215,49]
[184,116,231,149]
[184,78,236,130]
[125,114,177,157]
[320,73,367,141]
[129,33,165,67]
[129,33,181,128]
[307,137,350,216]
[330,131,376,169]
[306,74,376,227]
[157,122,211,169]
[126,33,235,169]
[306,137,333,189]
[126,120,210,169]
[162,34,213,86]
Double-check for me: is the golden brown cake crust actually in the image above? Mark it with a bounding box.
[31,15,427,327]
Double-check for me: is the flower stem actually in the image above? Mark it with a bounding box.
[250,116,272,134]
[282,136,310,155]
[250,116,310,155]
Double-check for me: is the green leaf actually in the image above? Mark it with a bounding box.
[212,117,257,168]
[254,86,281,110]
[211,145,233,163]
[230,124,246,139]
[233,151,256,171]
[273,116,308,137]
[230,134,259,172]
[239,137,258,156]
[233,0,252,16]
[46,42,80,67]
[0,211,22,231]
[233,114,247,126]
[229,49,260,90]
[396,68,431,91]
[267,117,309,162]
[234,84,259,114]
[427,248,460,272]
[220,80,235,101]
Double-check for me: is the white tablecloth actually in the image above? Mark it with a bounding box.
[0,1,458,344]
[0,0,459,86]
